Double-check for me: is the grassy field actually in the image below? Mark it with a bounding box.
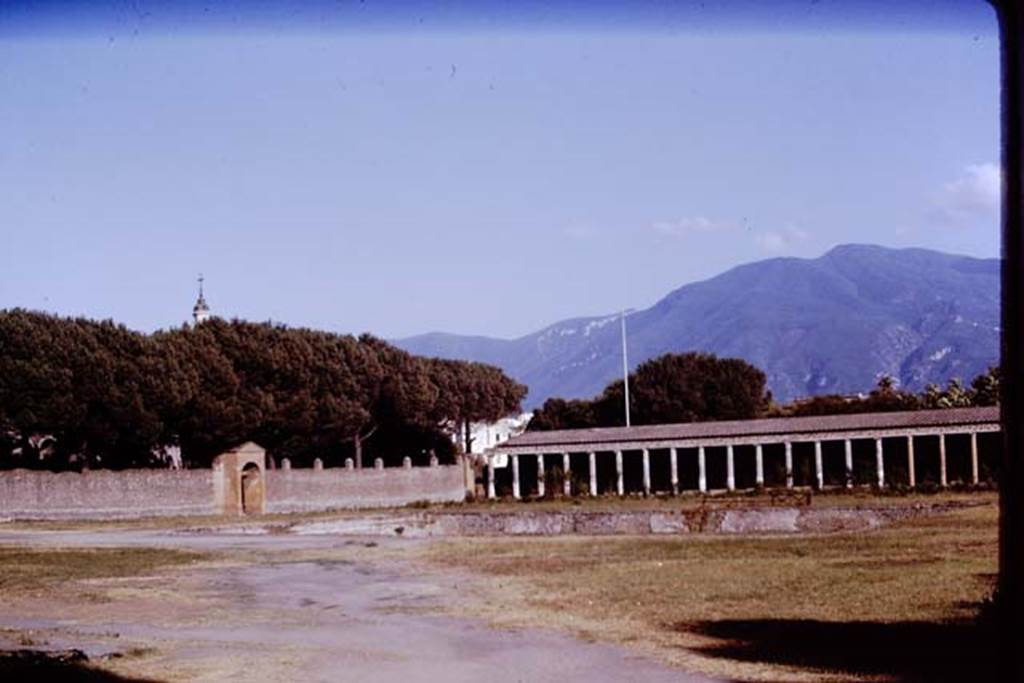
[0,546,209,681]
[427,502,998,682]
[0,546,206,594]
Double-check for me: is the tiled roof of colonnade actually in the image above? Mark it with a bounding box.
[491,406,1001,455]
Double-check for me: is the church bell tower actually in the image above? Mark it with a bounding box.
[192,274,211,325]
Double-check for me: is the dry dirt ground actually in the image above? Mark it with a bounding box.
[0,493,998,682]
[0,528,714,682]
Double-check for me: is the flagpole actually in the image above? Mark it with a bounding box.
[621,310,631,427]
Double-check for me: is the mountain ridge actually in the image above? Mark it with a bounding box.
[395,244,1000,408]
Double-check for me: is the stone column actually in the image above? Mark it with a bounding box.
[487,457,496,499]
[698,446,707,493]
[562,453,572,496]
[970,432,980,485]
[615,450,624,496]
[785,442,794,488]
[511,454,521,500]
[589,452,598,496]
[755,444,764,487]
[461,453,474,498]
[907,436,916,488]
[875,438,885,488]
[844,439,853,488]
[939,434,948,487]
[814,441,824,490]
[670,447,679,495]
[726,445,735,491]
[642,449,651,495]
[537,454,546,498]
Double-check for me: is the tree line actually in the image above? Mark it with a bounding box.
[528,351,999,431]
[1,309,998,466]
[0,310,526,470]
[771,370,999,417]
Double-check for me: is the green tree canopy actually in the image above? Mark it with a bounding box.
[425,358,527,452]
[526,398,598,431]
[0,309,164,468]
[970,366,1000,406]
[776,368,1000,417]
[0,311,524,469]
[528,352,769,431]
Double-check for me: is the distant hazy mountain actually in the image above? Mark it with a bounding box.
[396,245,1000,408]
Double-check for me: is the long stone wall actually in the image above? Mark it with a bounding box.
[0,469,215,520]
[0,464,467,520]
[264,465,465,514]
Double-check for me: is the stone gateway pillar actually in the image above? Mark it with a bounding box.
[212,442,267,515]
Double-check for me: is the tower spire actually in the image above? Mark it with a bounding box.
[192,273,210,324]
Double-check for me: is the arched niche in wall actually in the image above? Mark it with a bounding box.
[212,442,267,515]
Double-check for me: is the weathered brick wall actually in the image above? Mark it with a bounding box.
[0,469,215,520]
[265,465,466,513]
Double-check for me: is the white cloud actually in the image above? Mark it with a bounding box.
[652,216,732,237]
[932,163,1001,227]
[754,225,808,254]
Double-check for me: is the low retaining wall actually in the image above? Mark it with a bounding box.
[0,469,215,520]
[265,465,466,513]
[288,503,975,538]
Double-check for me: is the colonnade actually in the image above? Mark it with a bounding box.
[486,431,988,500]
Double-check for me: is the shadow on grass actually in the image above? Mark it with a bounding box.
[0,650,162,682]
[676,616,995,682]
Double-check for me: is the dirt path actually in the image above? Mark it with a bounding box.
[0,529,716,682]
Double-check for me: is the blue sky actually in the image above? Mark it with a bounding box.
[0,1,1001,338]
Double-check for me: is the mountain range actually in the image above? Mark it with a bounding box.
[395,244,1000,408]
